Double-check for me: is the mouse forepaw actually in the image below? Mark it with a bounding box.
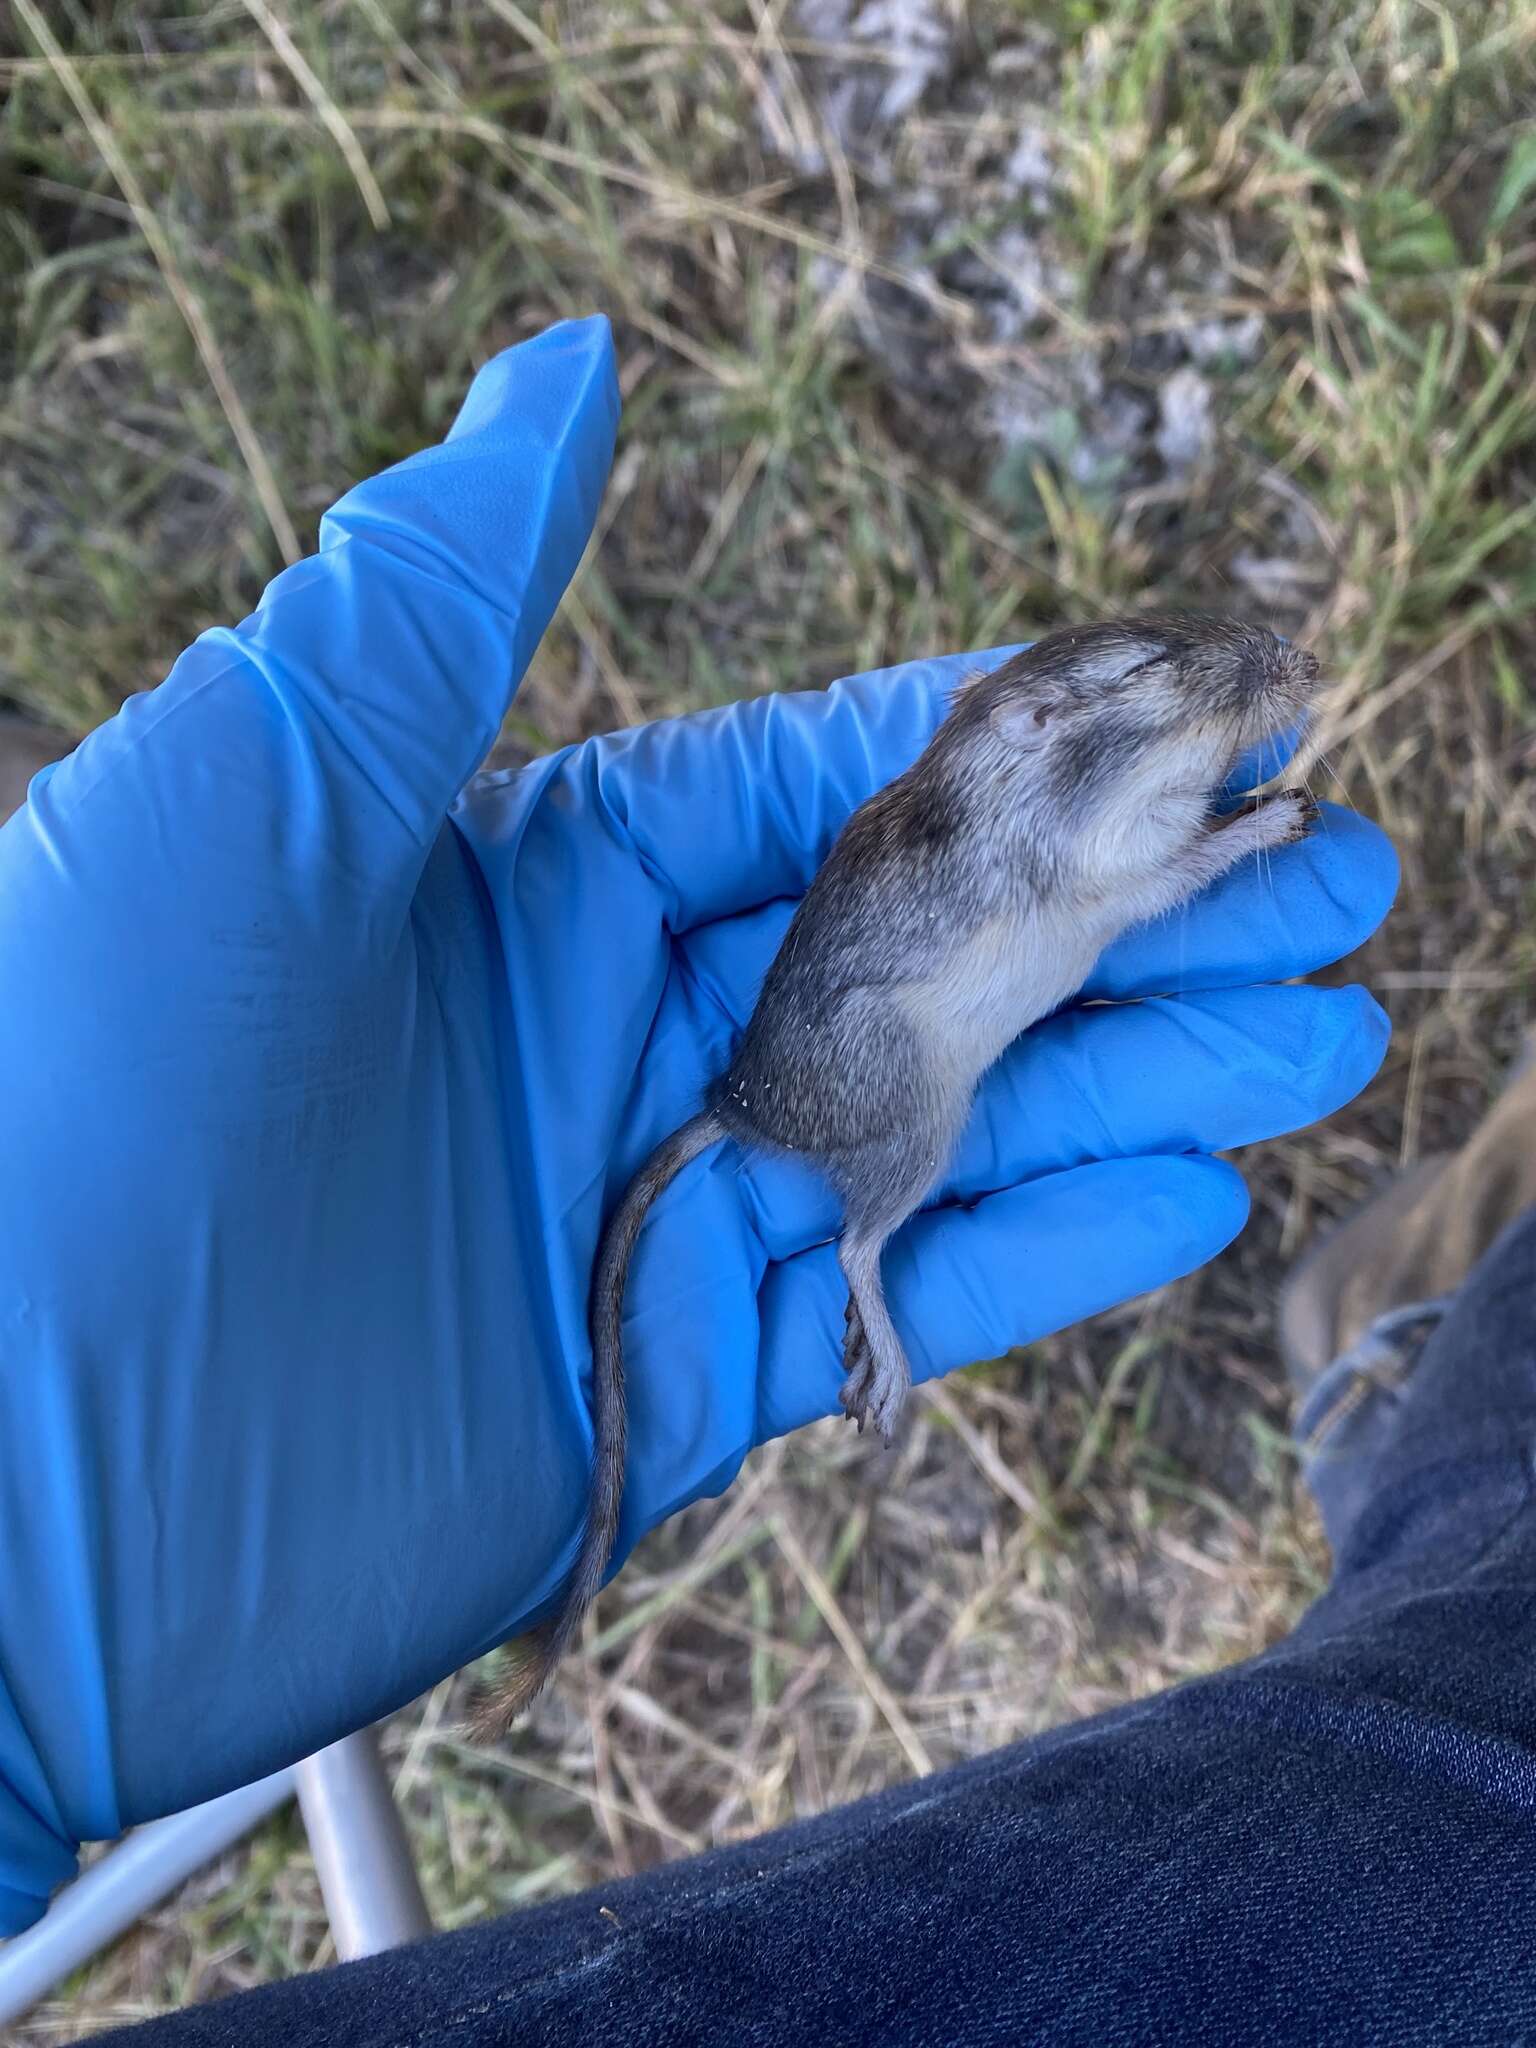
[1282,786,1322,833]
[1220,786,1317,856]
[1260,787,1319,846]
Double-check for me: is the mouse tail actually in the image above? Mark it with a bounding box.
[471,1108,728,1737]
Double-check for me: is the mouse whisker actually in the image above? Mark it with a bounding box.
[1310,750,1358,814]
[1254,811,1277,895]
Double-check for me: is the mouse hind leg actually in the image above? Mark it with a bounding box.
[834,1130,952,1444]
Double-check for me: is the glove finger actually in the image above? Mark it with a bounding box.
[753,1155,1251,1443]
[1085,804,1397,1002]
[677,802,1392,1044]
[16,317,621,962]
[955,981,1388,1197]
[730,982,1387,1260]
[274,315,619,902]
[574,649,1019,933]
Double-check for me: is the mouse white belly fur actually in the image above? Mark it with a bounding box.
[893,906,1115,1092]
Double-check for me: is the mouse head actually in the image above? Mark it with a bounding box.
[951,613,1320,837]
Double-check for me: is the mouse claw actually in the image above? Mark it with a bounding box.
[1227,786,1318,855]
[866,1379,907,1447]
[1263,786,1321,847]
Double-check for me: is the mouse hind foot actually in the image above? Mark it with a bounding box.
[839,1294,877,1429]
[838,1238,912,1445]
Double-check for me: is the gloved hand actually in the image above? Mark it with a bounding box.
[0,315,1396,1931]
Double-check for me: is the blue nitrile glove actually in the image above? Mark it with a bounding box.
[0,314,1397,1932]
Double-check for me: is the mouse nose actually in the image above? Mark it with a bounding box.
[1270,641,1319,688]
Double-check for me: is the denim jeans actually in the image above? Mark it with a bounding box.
[92,1208,1536,2046]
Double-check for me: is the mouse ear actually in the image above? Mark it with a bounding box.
[987,689,1066,748]
[983,633,1173,749]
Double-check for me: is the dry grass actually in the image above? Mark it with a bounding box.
[2,0,1534,2035]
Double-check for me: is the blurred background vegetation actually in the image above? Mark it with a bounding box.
[2,0,1534,2034]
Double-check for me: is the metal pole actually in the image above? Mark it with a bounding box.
[0,1767,295,2029]
[294,1726,430,1960]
